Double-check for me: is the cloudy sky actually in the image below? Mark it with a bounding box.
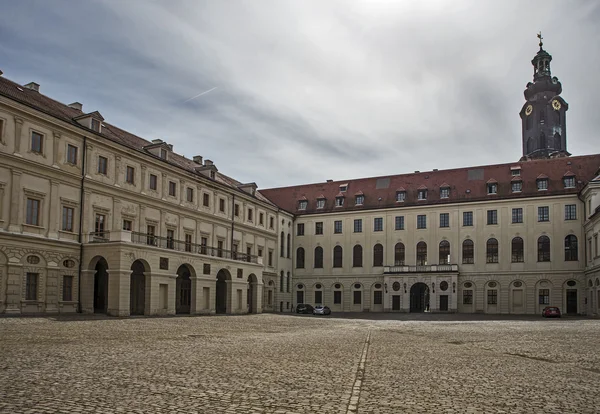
[1,1,598,188]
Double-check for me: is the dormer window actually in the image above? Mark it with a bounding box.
[335,197,344,207]
[440,186,450,199]
[355,195,364,205]
[487,183,498,195]
[511,166,521,176]
[298,200,308,210]
[160,148,168,159]
[91,118,101,132]
[210,171,216,179]
[316,198,325,209]
[563,176,575,188]
[537,178,548,191]
[417,189,427,200]
[396,191,406,202]
[339,184,348,192]
[512,181,522,193]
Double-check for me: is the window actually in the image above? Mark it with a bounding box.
[334,291,342,304]
[98,156,108,175]
[439,213,449,228]
[0,119,3,140]
[315,222,323,235]
[463,211,473,227]
[269,217,274,229]
[487,183,497,194]
[62,206,74,232]
[565,204,577,220]
[122,219,132,231]
[486,238,498,263]
[394,243,405,265]
[487,289,498,305]
[169,181,177,197]
[511,168,521,176]
[247,208,253,222]
[26,273,38,300]
[538,206,550,222]
[149,174,157,190]
[563,176,575,188]
[185,187,193,202]
[395,216,404,230]
[315,290,323,305]
[538,289,550,305]
[317,198,325,209]
[26,198,41,226]
[217,240,224,258]
[185,234,193,252]
[91,118,101,132]
[280,232,284,257]
[159,148,167,159]
[417,189,427,200]
[286,234,291,258]
[374,218,383,232]
[126,166,135,184]
[537,236,551,262]
[31,131,43,153]
[166,229,175,249]
[417,215,426,229]
[439,240,450,265]
[511,237,524,263]
[440,187,450,198]
[335,197,344,207]
[512,181,522,192]
[512,208,523,224]
[298,200,308,210]
[146,225,156,245]
[537,179,548,191]
[268,250,273,266]
[66,144,78,164]
[354,219,362,233]
[373,244,383,267]
[259,213,264,225]
[199,237,208,254]
[487,210,498,225]
[595,235,599,258]
[280,272,284,293]
[210,171,216,180]
[297,223,305,236]
[373,291,383,305]
[564,235,578,261]
[334,220,342,234]
[234,204,240,217]
[396,191,406,202]
[314,246,323,268]
[463,290,473,305]
[416,241,427,266]
[62,276,73,301]
[203,193,210,207]
[216,198,224,212]
[296,247,305,269]
[333,246,343,268]
[462,240,474,264]
[353,290,362,305]
[353,245,363,267]
[355,195,364,205]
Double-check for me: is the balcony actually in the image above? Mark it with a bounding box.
[384,264,459,274]
[87,230,261,264]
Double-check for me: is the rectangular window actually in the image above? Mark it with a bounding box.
[259,213,264,225]
[538,289,550,305]
[563,177,575,188]
[417,215,426,229]
[269,217,274,229]
[463,290,473,305]
[315,222,323,235]
[354,219,362,233]
[62,206,74,232]
[149,174,157,190]
[334,290,342,304]
[217,240,224,258]
[373,290,383,305]
[200,237,208,254]
[146,225,156,245]
[512,208,523,224]
[218,198,225,212]
[168,181,177,197]
[374,217,383,232]
[355,195,364,205]
[512,181,522,192]
[316,199,325,209]
[417,189,427,200]
[98,156,108,175]
[511,168,521,176]
[66,144,78,164]
[395,216,404,230]
[297,223,304,236]
[203,193,210,207]
[26,198,41,226]
[334,220,342,234]
[122,219,132,231]
[186,187,194,202]
[185,233,193,252]
[440,188,449,198]
[439,213,449,228]
[353,290,362,305]
[31,131,43,153]
[487,210,498,225]
[298,200,308,210]
[91,118,100,132]
[62,275,73,301]
[234,204,240,217]
[126,166,135,184]
[565,204,577,220]
[248,208,253,222]
[487,183,497,194]
[335,197,344,207]
[268,250,273,266]
[538,206,550,222]
[315,291,323,304]
[537,179,548,191]
[487,290,498,305]
[26,273,38,300]
[166,229,175,249]
[396,191,406,202]
[160,148,167,159]
[463,211,473,227]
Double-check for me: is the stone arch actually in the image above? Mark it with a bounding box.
[216,268,232,314]
[176,264,195,314]
[90,256,109,314]
[130,259,150,316]
[247,273,258,313]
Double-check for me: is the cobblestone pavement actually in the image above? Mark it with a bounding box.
[1,315,599,413]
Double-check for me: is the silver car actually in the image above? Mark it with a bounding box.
[313,305,331,315]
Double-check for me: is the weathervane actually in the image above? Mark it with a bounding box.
[537,31,543,49]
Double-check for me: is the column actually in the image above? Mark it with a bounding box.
[114,155,121,187]
[52,131,61,167]
[8,170,22,233]
[140,165,147,194]
[107,269,131,317]
[80,269,96,313]
[13,116,23,155]
[48,180,60,239]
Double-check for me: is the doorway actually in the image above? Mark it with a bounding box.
[410,283,429,312]
[176,265,192,314]
[439,295,448,311]
[216,270,229,314]
[130,260,146,315]
[566,289,578,314]
[93,258,109,314]
[392,295,401,311]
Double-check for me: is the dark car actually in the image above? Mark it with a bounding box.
[296,304,314,314]
[313,305,331,316]
[542,306,561,318]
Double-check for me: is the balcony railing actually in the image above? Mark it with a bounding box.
[384,264,459,273]
[88,231,110,243]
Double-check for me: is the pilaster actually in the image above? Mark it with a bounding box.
[48,180,60,238]
[80,269,96,313]
[107,269,130,317]
[5,263,22,314]
[45,269,60,312]
[112,198,122,232]
[13,116,23,155]
[114,155,121,187]
[85,144,94,177]
[52,131,61,167]
[140,165,147,194]
[8,170,22,233]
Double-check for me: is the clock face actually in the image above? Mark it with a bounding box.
[552,100,561,111]
[525,105,533,116]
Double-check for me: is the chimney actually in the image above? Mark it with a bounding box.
[193,155,203,164]
[326,179,333,183]
[24,82,40,92]
[68,102,83,111]
[151,139,163,145]
[433,169,438,172]
[0,70,3,76]
[204,159,214,166]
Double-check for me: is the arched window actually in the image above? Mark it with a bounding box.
[537,236,551,262]
[373,244,384,267]
[564,235,578,261]
[280,271,284,292]
[353,245,363,268]
[286,234,291,258]
[286,272,290,293]
[394,243,405,266]
[462,240,474,264]
[333,246,343,268]
[296,247,305,269]
[280,232,285,257]
[439,240,450,265]
[314,246,323,269]
[416,242,427,266]
[486,238,498,263]
[511,237,524,263]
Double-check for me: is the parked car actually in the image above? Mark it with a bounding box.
[313,305,331,316]
[542,306,561,318]
[296,304,314,314]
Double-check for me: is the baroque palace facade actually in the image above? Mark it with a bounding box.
[0,39,598,316]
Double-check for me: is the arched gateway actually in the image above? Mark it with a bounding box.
[215,269,230,314]
[176,264,193,314]
[92,257,109,314]
[410,282,430,312]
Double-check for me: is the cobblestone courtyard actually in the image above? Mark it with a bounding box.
[1,314,599,414]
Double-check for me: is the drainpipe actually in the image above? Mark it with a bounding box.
[231,193,235,257]
[76,136,87,313]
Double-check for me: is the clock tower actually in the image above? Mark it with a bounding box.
[519,33,569,160]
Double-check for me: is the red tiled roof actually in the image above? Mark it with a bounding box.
[261,154,600,214]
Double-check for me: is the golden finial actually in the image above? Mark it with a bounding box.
[537,31,543,48]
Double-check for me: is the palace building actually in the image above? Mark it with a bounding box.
[0,38,598,316]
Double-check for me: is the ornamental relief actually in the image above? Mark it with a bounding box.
[0,245,77,267]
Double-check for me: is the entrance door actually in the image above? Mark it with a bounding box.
[130,274,145,315]
[410,283,429,312]
[93,259,109,313]
[176,267,191,314]
[439,295,448,311]
[296,291,304,305]
[392,295,401,311]
[216,271,228,314]
[566,289,578,314]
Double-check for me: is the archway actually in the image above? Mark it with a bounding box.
[247,273,258,313]
[93,257,109,314]
[410,282,429,312]
[130,260,148,315]
[216,269,230,314]
[176,264,193,314]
